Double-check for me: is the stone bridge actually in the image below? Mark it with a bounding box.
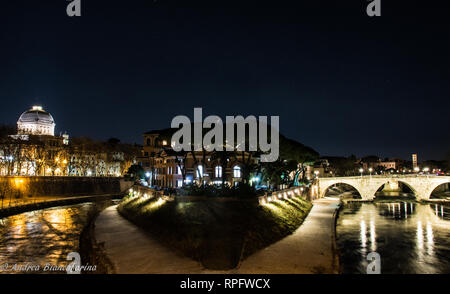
[316,175,450,200]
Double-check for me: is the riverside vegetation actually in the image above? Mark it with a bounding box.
[117,191,312,270]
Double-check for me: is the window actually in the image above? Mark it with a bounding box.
[233,166,241,178]
[177,166,182,175]
[146,138,151,146]
[196,165,203,178]
[215,166,222,178]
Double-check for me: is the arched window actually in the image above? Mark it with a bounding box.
[215,166,222,178]
[196,165,204,178]
[233,166,241,178]
[146,138,151,146]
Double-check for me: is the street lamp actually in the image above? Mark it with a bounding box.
[314,170,320,178]
[414,167,420,173]
[359,168,364,178]
[368,167,373,178]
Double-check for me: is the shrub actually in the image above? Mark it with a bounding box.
[178,183,258,198]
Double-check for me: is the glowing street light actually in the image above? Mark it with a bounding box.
[359,168,364,178]
[414,167,420,173]
[368,167,373,179]
[314,170,320,178]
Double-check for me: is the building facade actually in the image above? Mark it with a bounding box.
[139,130,259,188]
[0,106,136,177]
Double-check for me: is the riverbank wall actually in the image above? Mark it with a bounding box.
[0,194,124,218]
[0,176,133,198]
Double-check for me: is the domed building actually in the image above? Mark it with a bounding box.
[17,106,56,136]
[0,104,136,177]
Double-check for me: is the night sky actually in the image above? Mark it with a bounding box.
[1,0,449,160]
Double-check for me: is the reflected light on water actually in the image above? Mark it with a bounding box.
[337,202,449,274]
[426,221,434,256]
[0,203,102,273]
[416,220,424,265]
[9,214,26,240]
[360,220,367,256]
[416,221,423,249]
[370,220,376,252]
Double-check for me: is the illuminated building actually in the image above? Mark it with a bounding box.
[0,105,136,177]
[17,106,56,136]
[139,130,258,188]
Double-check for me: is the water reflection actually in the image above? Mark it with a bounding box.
[336,202,450,274]
[0,202,113,274]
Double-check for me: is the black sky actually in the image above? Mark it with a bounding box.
[0,0,449,160]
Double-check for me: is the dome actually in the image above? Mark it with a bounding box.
[17,106,56,136]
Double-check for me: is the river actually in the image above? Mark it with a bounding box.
[0,201,116,274]
[336,200,450,274]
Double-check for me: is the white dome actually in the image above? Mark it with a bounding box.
[17,106,56,136]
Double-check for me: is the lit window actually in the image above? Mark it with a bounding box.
[215,166,222,178]
[233,166,241,178]
[196,165,203,178]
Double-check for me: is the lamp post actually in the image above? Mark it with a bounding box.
[313,170,320,200]
[369,167,373,179]
[359,168,364,179]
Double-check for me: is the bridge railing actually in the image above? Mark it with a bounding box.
[318,174,448,181]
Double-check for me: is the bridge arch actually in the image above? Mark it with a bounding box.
[320,181,363,199]
[429,181,450,200]
[317,176,450,201]
[373,180,418,199]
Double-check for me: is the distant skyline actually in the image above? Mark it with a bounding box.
[1,1,449,160]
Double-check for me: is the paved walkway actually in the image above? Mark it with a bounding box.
[94,197,341,274]
[236,197,340,273]
[95,206,205,274]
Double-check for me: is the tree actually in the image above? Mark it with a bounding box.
[107,138,121,146]
[324,156,360,177]
[261,135,319,188]
[261,159,298,189]
[361,155,380,163]
[125,164,145,181]
[0,125,16,138]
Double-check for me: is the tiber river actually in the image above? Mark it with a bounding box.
[336,201,450,274]
[0,198,448,274]
[0,201,115,274]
